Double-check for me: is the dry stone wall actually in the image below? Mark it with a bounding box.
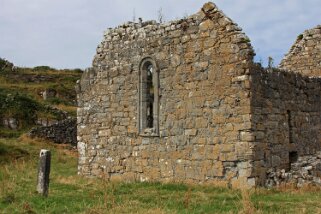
[77,2,257,188]
[30,118,77,145]
[250,66,321,186]
[280,25,321,77]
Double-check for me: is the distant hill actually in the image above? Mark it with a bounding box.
[0,58,82,137]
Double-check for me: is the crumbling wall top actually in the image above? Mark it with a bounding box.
[77,2,255,94]
[279,25,321,77]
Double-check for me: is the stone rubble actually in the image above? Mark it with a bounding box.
[2,117,19,130]
[42,89,57,100]
[266,151,321,187]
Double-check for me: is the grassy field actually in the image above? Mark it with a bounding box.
[0,65,82,106]
[0,137,321,214]
[0,61,82,131]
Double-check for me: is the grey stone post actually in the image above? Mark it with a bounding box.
[37,149,51,197]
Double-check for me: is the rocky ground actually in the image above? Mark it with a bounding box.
[0,57,81,144]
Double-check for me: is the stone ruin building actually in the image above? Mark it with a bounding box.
[76,2,321,188]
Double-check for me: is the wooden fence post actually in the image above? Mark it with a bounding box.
[37,149,51,197]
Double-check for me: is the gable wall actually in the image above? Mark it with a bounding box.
[77,2,257,188]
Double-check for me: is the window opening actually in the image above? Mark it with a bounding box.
[146,64,154,128]
[139,58,159,135]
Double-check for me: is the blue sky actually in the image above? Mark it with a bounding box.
[0,0,320,69]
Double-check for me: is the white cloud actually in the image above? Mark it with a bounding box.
[0,0,320,68]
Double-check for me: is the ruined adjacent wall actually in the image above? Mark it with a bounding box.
[280,25,321,77]
[77,2,257,187]
[250,66,321,185]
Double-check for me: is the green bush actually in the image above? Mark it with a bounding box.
[33,66,55,71]
[0,92,43,127]
[0,58,13,73]
[0,58,7,70]
[297,34,303,40]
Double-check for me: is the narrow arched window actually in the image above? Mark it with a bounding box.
[139,57,159,135]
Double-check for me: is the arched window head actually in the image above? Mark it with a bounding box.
[139,57,159,136]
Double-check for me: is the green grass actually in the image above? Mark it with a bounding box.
[0,137,321,213]
[0,60,82,102]
[0,141,29,164]
[0,128,26,138]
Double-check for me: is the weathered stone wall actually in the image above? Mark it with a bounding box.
[77,2,257,187]
[250,66,321,185]
[279,25,321,77]
[77,2,321,188]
